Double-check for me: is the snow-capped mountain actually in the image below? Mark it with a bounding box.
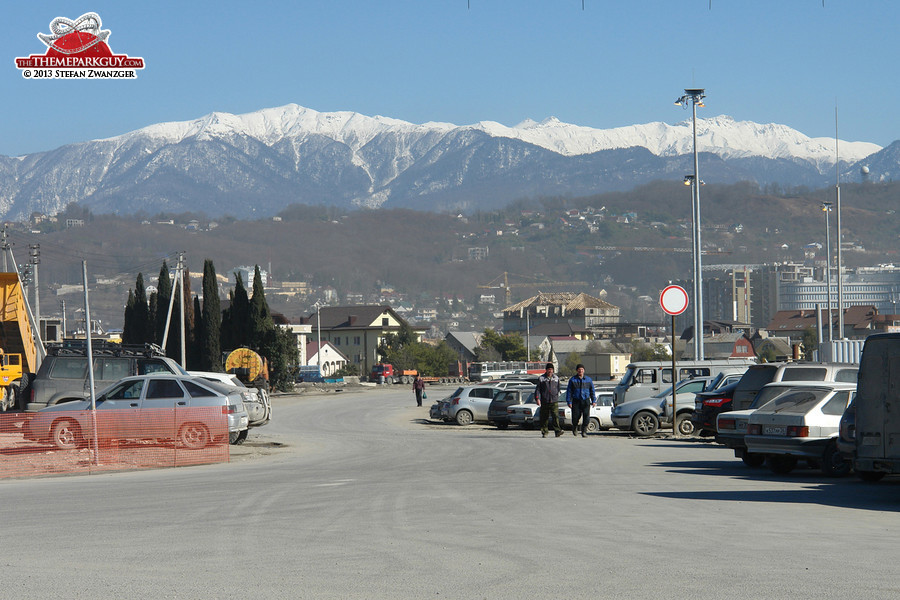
[0,104,888,219]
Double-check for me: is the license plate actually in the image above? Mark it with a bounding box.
[763,425,786,436]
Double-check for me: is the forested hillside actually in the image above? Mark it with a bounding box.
[17,179,900,330]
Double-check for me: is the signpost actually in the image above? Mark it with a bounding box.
[660,286,689,436]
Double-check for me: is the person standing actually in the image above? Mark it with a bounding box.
[535,362,563,438]
[566,364,596,437]
[413,374,425,407]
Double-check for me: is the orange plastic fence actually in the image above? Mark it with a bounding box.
[0,407,230,478]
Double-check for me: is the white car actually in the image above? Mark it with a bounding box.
[558,391,615,433]
[507,398,542,428]
[716,381,833,467]
[744,382,856,476]
[189,370,272,435]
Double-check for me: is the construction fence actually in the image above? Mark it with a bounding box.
[0,407,230,479]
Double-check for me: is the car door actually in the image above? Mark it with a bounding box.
[95,378,145,440]
[140,377,189,440]
[470,387,496,420]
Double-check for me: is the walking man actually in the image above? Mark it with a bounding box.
[566,364,596,437]
[413,374,425,407]
[535,362,563,438]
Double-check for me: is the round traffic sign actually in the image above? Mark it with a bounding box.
[660,285,689,316]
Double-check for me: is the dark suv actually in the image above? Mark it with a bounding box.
[27,342,187,412]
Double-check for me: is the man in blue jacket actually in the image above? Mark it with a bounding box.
[566,364,596,437]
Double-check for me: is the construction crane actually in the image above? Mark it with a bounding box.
[478,271,589,306]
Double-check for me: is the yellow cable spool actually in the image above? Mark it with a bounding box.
[224,347,264,383]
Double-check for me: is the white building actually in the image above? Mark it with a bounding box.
[306,341,348,377]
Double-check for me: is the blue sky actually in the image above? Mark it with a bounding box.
[1,1,897,157]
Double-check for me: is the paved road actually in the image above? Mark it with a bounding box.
[3,385,900,599]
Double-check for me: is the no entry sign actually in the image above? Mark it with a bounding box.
[660,285,689,316]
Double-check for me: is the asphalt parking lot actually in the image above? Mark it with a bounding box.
[3,384,900,599]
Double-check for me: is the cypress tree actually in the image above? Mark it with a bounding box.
[191,295,203,370]
[132,273,151,344]
[154,261,172,347]
[200,259,222,371]
[249,265,273,350]
[122,289,136,344]
[182,267,197,369]
[228,272,251,349]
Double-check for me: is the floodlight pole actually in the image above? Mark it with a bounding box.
[823,202,834,344]
[676,88,706,360]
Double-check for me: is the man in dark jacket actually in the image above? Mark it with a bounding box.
[566,364,596,437]
[535,363,563,438]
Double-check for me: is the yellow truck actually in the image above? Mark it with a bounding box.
[0,272,37,411]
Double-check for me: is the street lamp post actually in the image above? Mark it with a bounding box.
[314,301,323,375]
[676,88,706,360]
[822,202,834,343]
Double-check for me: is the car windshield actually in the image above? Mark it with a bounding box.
[769,389,830,413]
[750,385,798,409]
[618,368,635,387]
[707,372,726,388]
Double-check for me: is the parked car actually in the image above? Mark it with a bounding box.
[716,381,843,467]
[28,343,187,412]
[442,384,509,425]
[692,362,859,436]
[480,380,535,391]
[744,382,856,476]
[836,397,856,462]
[488,389,533,429]
[611,376,716,436]
[23,374,250,450]
[189,370,272,429]
[507,396,542,428]
[558,391,615,433]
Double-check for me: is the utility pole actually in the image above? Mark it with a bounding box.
[60,299,67,339]
[30,244,40,337]
[178,252,186,368]
[1,226,8,272]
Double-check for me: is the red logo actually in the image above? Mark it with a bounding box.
[15,12,144,79]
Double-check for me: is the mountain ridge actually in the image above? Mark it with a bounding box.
[0,104,893,220]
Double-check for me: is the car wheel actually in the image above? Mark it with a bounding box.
[586,418,600,433]
[857,470,886,482]
[455,410,473,426]
[51,418,81,450]
[0,388,7,412]
[740,451,765,467]
[674,414,695,436]
[821,443,852,477]
[632,411,659,437]
[230,429,249,445]
[179,423,210,450]
[766,455,797,474]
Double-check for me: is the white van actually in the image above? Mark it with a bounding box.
[613,358,756,406]
[850,333,900,480]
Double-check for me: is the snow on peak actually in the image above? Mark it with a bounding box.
[96,104,881,167]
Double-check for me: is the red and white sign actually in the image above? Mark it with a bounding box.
[15,12,144,79]
[660,285,689,316]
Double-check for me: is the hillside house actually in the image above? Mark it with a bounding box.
[301,305,425,376]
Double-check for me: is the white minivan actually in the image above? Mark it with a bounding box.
[613,358,756,406]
